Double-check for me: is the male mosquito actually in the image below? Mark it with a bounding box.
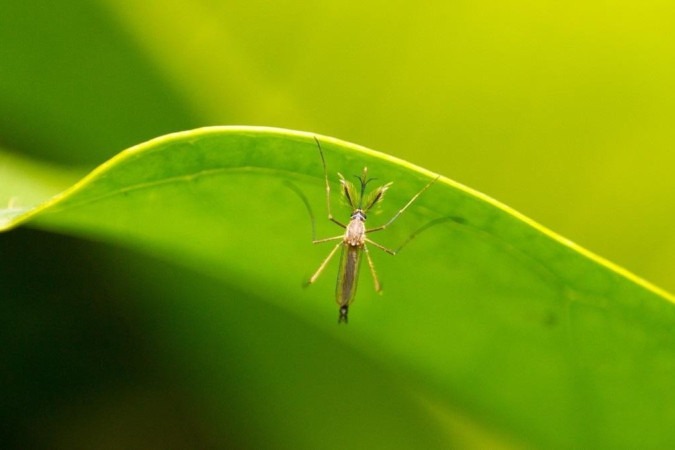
[306,137,439,323]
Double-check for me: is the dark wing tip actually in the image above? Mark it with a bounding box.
[338,306,349,324]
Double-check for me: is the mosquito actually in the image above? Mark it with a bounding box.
[306,137,439,323]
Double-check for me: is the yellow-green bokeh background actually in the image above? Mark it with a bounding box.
[2,0,673,292]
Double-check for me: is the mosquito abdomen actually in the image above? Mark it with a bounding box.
[336,245,362,323]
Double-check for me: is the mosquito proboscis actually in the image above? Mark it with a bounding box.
[306,137,439,323]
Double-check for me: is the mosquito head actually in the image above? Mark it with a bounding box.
[350,209,367,221]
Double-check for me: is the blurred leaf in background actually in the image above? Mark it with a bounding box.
[2,1,675,449]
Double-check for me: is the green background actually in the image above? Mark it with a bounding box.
[2,1,674,449]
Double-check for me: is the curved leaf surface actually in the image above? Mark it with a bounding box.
[2,126,674,449]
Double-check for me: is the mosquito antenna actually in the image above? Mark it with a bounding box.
[354,169,376,210]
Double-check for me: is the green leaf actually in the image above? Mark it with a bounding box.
[3,126,675,449]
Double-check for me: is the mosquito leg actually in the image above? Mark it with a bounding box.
[365,238,396,256]
[283,180,319,241]
[305,243,342,286]
[363,244,382,293]
[367,175,440,233]
[330,218,347,228]
[369,215,464,257]
[314,136,347,229]
[313,235,344,244]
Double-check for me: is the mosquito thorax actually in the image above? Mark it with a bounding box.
[345,212,367,247]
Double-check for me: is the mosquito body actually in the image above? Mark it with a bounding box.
[307,137,438,323]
